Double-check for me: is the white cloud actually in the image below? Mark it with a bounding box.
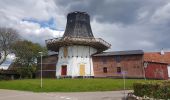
[0,0,57,20]
[151,3,170,24]
[14,21,64,45]
[0,53,15,70]
[0,0,65,45]
[0,0,169,52]
[91,19,156,51]
[137,11,149,21]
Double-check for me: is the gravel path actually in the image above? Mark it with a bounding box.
[0,89,132,100]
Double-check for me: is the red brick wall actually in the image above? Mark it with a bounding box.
[145,62,168,80]
[36,55,58,78]
[92,55,144,78]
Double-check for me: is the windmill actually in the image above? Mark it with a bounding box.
[46,11,111,78]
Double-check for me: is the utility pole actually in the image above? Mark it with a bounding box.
[122,71,126,99]
[39,52,43,88]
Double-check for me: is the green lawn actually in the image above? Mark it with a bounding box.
[0,79,157,92]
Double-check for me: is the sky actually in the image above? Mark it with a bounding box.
[0,53,15,69]
[0,0,170,52]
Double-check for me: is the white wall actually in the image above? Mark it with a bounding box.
[168,65,170,78]
[56,45,97,77]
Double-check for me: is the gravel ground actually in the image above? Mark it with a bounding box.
[0,89,132,100]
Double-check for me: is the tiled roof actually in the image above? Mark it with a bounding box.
[144,52,170,64]
[93,50,144,56]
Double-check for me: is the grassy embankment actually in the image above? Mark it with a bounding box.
[0,79,158,92]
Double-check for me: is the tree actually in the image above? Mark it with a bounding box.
[0,27,19,65]
[12,40,47,78]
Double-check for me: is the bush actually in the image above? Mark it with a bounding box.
[133,81,170,99]
[0,75,11,81]
[16,66,36,79]
[0,75,5,80]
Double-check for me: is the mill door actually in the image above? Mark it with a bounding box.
[61,65,67,75]
[79,64,85,76]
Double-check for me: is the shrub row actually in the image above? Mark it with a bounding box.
[133,81,170,99]
[0,75,11,81]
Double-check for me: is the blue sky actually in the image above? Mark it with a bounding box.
[0,54,15,69]
[22,17,57,30]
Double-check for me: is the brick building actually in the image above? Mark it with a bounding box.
[92,50,144,78]
[36,54,58,78]
[144,52,170,79]
[144,62,168,80]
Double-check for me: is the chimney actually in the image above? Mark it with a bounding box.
[160,48,165,55]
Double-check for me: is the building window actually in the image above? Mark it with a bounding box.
[103,67,107,73]
[117,67,121,73]
[114,56,121,62]
[102,58,107,64]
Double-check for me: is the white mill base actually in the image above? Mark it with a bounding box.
[56,45,97,78]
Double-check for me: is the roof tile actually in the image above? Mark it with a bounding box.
[144,52,170,64]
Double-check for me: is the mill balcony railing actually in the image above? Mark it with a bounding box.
[45,36,111,48]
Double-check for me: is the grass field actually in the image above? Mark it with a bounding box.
[0,79,157,92]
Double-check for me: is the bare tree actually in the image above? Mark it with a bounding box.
[0,27,19,65]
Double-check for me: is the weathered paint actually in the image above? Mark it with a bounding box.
[56,45,97,77]
[61,65,67,75]
[79,64,85,76]
[145,62,168,80]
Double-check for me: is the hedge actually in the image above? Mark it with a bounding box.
[133,81,170,99]
[0,75,11,81]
